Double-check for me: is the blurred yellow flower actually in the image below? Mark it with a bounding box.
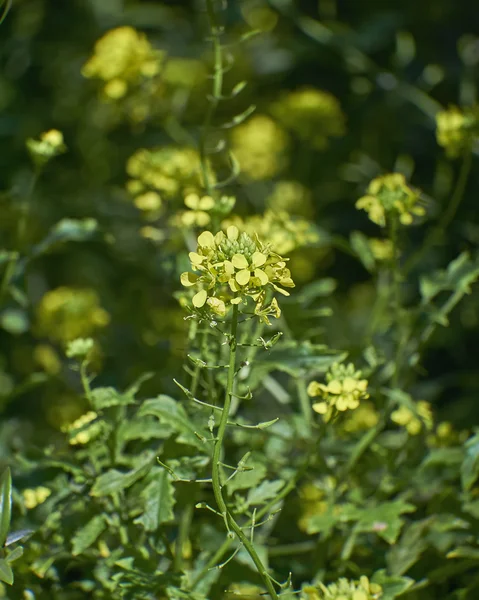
[26,129,66,165]
[231,115,288,180]
[36,287,109,344]
[356,173,424,227]
[271,87,345,149]
[267,180,314,218]
[23,486,51,510]
[308,362,369,413]
[303,576,382,600]
[391,400,433,435]
[436,105,479,158]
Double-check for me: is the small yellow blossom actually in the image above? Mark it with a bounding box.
[271,87,345,149]
[63,411,99,445]
[180,226,294,320]
[342,400,379,433]
[23,486,51,510]
[356,173,425,227]
[26,129,66,165]
[391,400,433,435]
[303,576,382,600]
[231,115,289,180]
[308,362,369,413]
[36,287,109,344]
[368,238,394,261]
[436,105,479,158]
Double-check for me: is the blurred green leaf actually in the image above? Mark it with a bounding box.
[71,515,107,556]
[134,469,175,531]
[90,453,153,497]
[0,467,12,547]
[0,558,13,585]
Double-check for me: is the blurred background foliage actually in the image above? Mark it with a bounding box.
[2,0,479,597]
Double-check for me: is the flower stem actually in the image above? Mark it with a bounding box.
[211,303,278,600]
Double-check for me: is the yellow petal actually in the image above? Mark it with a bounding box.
[251,252,266,267]
[184,193,200,209]
[236,269,251,286]
[199,195,215,210]
[254,269,269,285]
[227,225,239,241]
[180,272,198,287]
[189,251,205,266]
[197,231,215,248]
[312,402,328,414]
[232,254,248,269]
[192,289,207,307]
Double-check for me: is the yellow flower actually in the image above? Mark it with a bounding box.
[305,576,382,600]
[23,486,51,510]
[308,362,369,413]
[180,226,294,320]
[356,173,425,227]
[35,287,109,344]
[368,238,394,261]
[391,400,433,435]
[271,87,346,149]
[231,114,289,180]
[26,129,66,165]
[267,180,314,218]
[436,105,479,158]
[63,411,100,445]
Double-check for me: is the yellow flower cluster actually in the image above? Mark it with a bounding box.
[26,129,66,165]
[36,287,110,344]
[436,105,479,158]
[427,421,469,448]
[267,180,314,218]
[162,57,207,89]
[271,87,345,149]
[356,173,425,227]
[126,146,208,218]
[82,26,164,100]
[181,226,294,321]
[307,362,369,414]
[298,482,328,532]
[391,400,433,435]
[63,411,99,445]
[342,400,379,433]
[368,238,394,261]
[23,486,51,510]
[173,193,235,228]
[231,115,288,180]
[224,210,319,256]
[303,576,382,600]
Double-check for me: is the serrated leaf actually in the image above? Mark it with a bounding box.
[0,467,12,547]
[138,396,208,450]
[71,515,107,556]
[371,570,414,599]
[304,507,339,538]
[226,456,267,494]
[134,469,175,531]
[246,479,284,508]
[343,500,416,544]
[461,432,479,491]
[117,417,171,443]
[90,453,153,497]
[0,558,13,585]
[420,252,479,303]
[91,387,136,410]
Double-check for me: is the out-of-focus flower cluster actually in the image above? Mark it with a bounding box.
[62,410,100,445]
[173,193,236,228]
[391,400,433,435]
[356,173,424,227]
[271,87,346,149]
[23,486,51,510]
[35,287,109,345]
[302,576,382,600]
[298,482,329,532]
[308,362,369,415]
[181,226,294,322]
[267,180,314,218]
[231,115,289,180]
[82,27,164,101]
[26,129,66,167]
[126,146,210,219]
[436,105,479,158]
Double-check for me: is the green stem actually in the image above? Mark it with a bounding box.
[211,304,278,600]
[174,503,194,572]
[404,151,472,274]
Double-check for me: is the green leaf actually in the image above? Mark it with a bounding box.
[350,230,376,272]
[0,467,12,547]
[420,251,479,303]
[447,546,479,560]
[90,453,153,497]
[387,519,429,576]
[0,0,12,26]
[461,432,479,491]
[5,545,23,563]
[226,456,267,494]
[117,417,172,443]
[371,570,414,599]
[134,469,175,531]
[304,506,339,538]
[343,500,416,544]
[71,515,107,556]
[90,387,136,410]
[0,558,13,585]
[31,218,99,257]
[246,479,284,508]
[138,396,208,450]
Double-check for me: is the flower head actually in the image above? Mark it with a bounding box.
[307,362,369,414]
[391,400,433,435]
[23,487,51,510]
[436,105,479,158]
[180,226,294,321]
[356,173,424,226]
[26,129,66,166]
[271,87,346,149]
[302,576,382,600]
